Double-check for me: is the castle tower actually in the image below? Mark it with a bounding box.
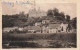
[28,0,47,17]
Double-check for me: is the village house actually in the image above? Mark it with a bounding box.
[60,23,68,33]
[42,26,49,33]
[48,24,60,33]
[35,22,42,26]
[17,27,24,31]
[42,23,69,33]
[42,20,50,24]
[23,26,41,33]
[3,22,69,34]
[3,27,18,33]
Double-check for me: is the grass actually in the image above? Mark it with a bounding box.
[2,33,77,48]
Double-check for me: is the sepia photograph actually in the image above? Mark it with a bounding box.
[2,0,77,48]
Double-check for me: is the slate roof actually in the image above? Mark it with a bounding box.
[48,24,61,29]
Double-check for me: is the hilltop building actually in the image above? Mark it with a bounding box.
[28,8,47,17]
[28,0,47,17]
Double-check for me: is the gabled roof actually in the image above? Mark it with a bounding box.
[49,24,60,29]
[24,26,41,30]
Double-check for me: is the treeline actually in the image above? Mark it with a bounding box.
[2,12,43,28]
[2,8,77,29]
[47,8,77,29]
[47,8,70,22]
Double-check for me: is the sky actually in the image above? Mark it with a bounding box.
[2,0,76,19]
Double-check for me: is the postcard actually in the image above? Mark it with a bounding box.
[0,0,80,50]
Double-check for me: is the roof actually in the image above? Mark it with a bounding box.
[42,20,50,21]
[3,27,18,30]
[35,22,41,24]
[24,26,41,30]
[60,23,68,27]
[3,27,18,32]
[49,24,60,29]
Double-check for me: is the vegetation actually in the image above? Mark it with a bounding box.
[2,8,77,48]
[2,8,77,29]
[2,33,76,48]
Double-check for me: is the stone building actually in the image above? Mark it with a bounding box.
[28,8,47,17]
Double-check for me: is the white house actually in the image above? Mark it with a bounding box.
[18,27,24,31]
[49,28,57,33]
[35,22,41,26]
[48,24,60,33]
[42,26,49,33]
[42,20,50,24]
[60,23,68,33]
[48,23,69,33]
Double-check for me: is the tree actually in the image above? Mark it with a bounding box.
[53,8,59,16]
[52,8,65,21]
[66,15,70,23]
[71,17,77,29]
[59,12,65,19]
[15,12,29,27]
[57,12,65,21]
[47,8,66,22]
[2,15,17,28]
[47,8,60,17]
[47,9,53,16]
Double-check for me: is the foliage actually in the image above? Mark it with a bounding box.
[47,8,65,21]
[66,15,70,23]
[71,17,77,29]
[2,15,19,28]
[2,12,28,27]
[47,9,53,16]
[2,8,76,29]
